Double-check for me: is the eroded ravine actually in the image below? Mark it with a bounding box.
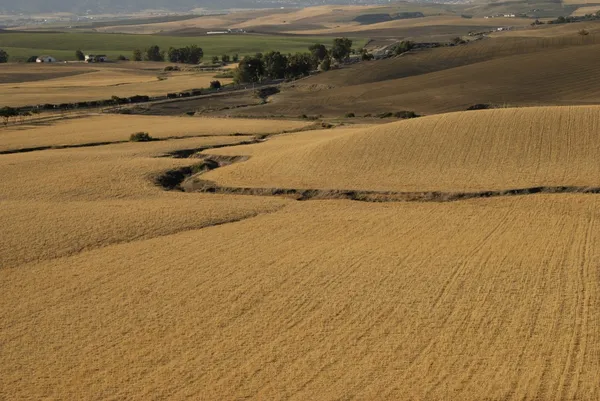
[154,138,600,203]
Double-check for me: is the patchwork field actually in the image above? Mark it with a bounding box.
[0,63,235,107]
[0,31,363,62]
[0,114,310,152]
[4,6,600,399]
[3,111,600,398]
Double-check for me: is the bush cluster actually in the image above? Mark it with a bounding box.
[129,132,154,142]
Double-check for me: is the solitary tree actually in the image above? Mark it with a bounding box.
[75,50,85,61]
[331,38,353,62]
[26,55,38,63]
[210,80,222,89]
[0,49,8,63]
[221,54,231,63]
[232,54,239,62]
[212,55,220,64]
[0,106,19,125]
[132,49,142,61]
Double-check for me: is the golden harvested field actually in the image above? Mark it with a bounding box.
[5,24,600,398]
[0,114,309,152]
[0,63,232,107]
[0,133,290,267]
[94,5,452,34]
[283,16,528,35]
[205,106,600,192]
[3,193,600,399]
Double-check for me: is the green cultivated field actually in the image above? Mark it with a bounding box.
[0,32,367,62]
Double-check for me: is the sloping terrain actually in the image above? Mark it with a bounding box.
[0,114,309,153]
[3,194,600,399]
[233,37,600,117]
[203,106,600,192]
[0,63,233,107]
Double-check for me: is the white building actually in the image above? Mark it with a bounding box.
[36,55,57,63]
[85,54,108,62]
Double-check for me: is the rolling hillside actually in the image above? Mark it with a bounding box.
[204,106,600,192]
[232,35,600,117]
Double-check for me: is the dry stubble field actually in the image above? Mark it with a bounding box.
[3,99,600,398]
[0,62,232,107]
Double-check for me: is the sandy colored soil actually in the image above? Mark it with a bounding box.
[283,16,529,35]
[0,64,232,107]
[3,193,600,399]
[204,106,600,192]
[4,27,600,399]
[0,114,310,153]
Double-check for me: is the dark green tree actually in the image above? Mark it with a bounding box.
[26,55,38,63]
[0,106,19,125]
[319,56,331,72]
[212,55,220,64]
[286,53,313,78]
[309,43,328,62]
[132,49,142,61]
[0,49,8,63]
[221,54,231,63]
[232,54,239,62]
[263,51,288,79]
[233,56,265,84]
[145,45,164,62]
[331,37,353,62]
[75,50,85,61]
[393,41,414,55]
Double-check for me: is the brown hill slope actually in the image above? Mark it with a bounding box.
[234,39,600,117]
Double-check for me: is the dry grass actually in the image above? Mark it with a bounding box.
[283,16,528,35]
[0,114,310,153]
[3,195,600,399]
[243,39,600,117]
[204,106,600,192]
[0,135,289,269]
[0,63,232,107]
[571,6,600,16]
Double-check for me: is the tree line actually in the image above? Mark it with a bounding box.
[232,38,354,84]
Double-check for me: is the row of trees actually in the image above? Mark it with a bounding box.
[232,38,354,84]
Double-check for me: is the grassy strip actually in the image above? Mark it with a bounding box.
[0,32,367,62]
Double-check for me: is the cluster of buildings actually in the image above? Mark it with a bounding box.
[35,54,109,63]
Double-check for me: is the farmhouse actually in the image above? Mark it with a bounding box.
[85,54,108,63]
[36,55,57,63]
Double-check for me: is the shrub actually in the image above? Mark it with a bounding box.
[164,65,181,72]
[394,110,419,119]
[117,55,128,61]
[378,112,394,118]
[467,103,492,110]
[26,55,38,63]
[345,112,355,118]
[129,132,153,142]
[210,80,222,89]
